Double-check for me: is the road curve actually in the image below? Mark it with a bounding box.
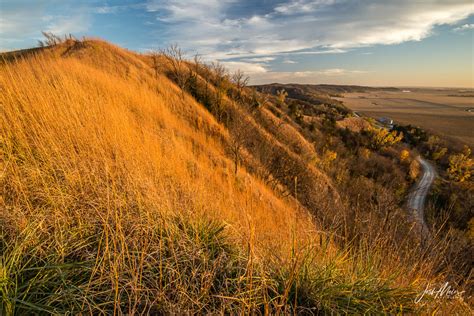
[352,110,436,236]
[407,156,436,237]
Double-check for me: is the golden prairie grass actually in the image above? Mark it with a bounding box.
[0,50,320,313]
[0,40,470,314]
[0,51,320,257]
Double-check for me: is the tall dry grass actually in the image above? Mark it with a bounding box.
[0,40,469,314]
[0,49,319,313]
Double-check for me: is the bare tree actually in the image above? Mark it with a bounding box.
[160,44,189,96]
[259,93,270,108]
[210,61,228,86]
[192,53,202,74]
[276,89,288,107]
[230,135,244,175]
[184,53,203,99]
[210,62,230,122]
[231,69,249,99]
[190,53,203,83]
[249,89,270,110]
[228,117,249,175]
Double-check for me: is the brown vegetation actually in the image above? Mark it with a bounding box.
[0,38,471,314]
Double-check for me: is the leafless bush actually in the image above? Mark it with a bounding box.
[38,32,77,47]
[160,44,189,94]
[231,69,249,99]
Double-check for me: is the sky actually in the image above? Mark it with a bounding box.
[1,0,473,87]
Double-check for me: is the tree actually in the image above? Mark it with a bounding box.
[185,53,201,97]
[447,146,473,182]
[276,89,288,107]
[257,93,270,109]
[160,44,188,96]
[400,149,410,162]
[210,62,230,122]
[409,159,420,180]
[368,127,403,150]
[230,134,244,175]
[192,54,204,79]
[432,147,447,161]
[188,54,214,110]
[210,62,228,84]
[231,69,249,99]
[319,149,337,170]
[228,117,250,175]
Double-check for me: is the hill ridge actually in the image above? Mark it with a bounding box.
[1,38,470,314]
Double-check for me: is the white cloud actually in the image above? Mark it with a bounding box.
[250,68,370,84]
[283,48,347,55]
[274,0,339,15]
[0,4,47,37]
[95,6,118,14]
[148,0,474,62]
[316,68,367,75]
[219,61,268,74]
[94,3,145,15]
[147,0,234,22]
[241,57,276,63]
[45,14,91,35]
[454,23,474,31]
[146,0,320,60]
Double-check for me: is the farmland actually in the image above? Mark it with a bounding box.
[337,88,474,146]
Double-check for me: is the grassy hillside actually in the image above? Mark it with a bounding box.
[0,39,471,314]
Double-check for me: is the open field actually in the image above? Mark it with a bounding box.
[337,88,474,147]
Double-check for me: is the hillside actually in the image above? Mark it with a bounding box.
[1,39,471,314]
[254,83,400,98]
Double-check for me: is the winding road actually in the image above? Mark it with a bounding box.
[407,156,436,237]
[352,111,436,237]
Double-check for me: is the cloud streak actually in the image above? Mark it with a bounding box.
[454,23,474,31]
[1,0,472,86]
[249,68,371,84]
[148,0,474,62]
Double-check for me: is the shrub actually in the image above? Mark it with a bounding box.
[447,146,473,183]
[367,127,403,150]
[409,159,420,180]
[400,149,410,162]
[432,147,447,161]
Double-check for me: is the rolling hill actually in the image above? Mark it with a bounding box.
[0,38,471,314]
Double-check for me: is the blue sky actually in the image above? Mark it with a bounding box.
[1,0,473,87]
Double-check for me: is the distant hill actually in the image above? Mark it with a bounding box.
[253,83,400,97]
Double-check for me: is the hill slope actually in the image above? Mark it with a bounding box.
[1,39,470,314]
